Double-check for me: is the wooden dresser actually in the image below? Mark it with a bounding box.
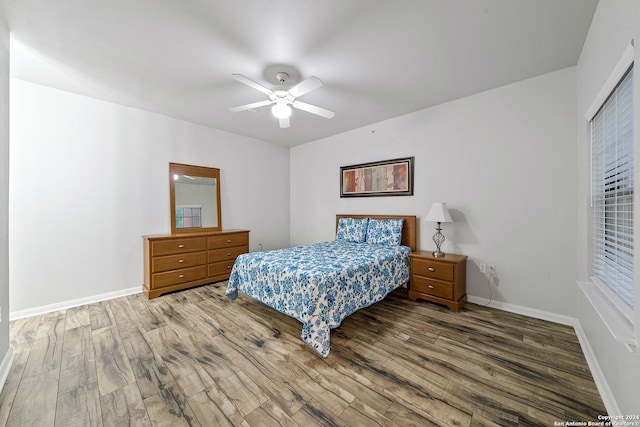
[408,251,467,312]
[143,230,249,299]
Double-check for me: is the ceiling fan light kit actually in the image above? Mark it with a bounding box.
[272,104,292,119]
[230,71,335,128]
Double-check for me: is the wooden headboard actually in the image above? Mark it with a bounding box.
[335,214,417,252]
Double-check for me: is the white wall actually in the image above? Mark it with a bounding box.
[291,67,577,317]
[9,79,290,313]
[576,0,640,414]
[0,15,11,370]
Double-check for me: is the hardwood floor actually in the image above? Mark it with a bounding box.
[0,283,606,426]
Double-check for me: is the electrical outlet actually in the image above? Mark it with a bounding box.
[479,263,487,273]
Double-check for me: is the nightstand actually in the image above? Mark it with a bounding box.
[408,251,467,312]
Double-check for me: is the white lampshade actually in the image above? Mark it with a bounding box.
[424,202,453,223]
[272,104,292,119]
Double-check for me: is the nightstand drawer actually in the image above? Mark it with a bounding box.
[412,276,453,299]
[412,258,454,281]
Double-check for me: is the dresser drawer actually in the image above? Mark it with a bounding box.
[152,265,207,288]
[412,276,453,299]
[151,237,207,256]
[412,258,454,281]
[208,260,235,278]
[208,245,248,263]
[152,252,207,273]
[208,232,249,249]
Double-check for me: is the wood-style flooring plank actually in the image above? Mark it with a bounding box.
[126,293,166,332]
[55,381,103,427]
[290,399,348,427]
[107,297,139,334]
[9,315,42,348]
[92,326,136,396]
[1,281,606,426]
[0,376,19,427]
[89,302,114,331]
[120,326,174,399]
[99,383,151,427]
[58,325,98,395]
[5,368,59,426]
[245,403,298,427]
[64,305,91,331]
[143,385,200,427]
[21,311,66,380]
[184,389,237,427]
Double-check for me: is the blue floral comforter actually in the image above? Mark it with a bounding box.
[226,240,411,357]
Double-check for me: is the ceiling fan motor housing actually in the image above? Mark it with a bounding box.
[275,72,289,84]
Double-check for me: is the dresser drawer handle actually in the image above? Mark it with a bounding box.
[428,267,435,272]
[178,274,185,278]
[226,239,232,243]
[226,265,232,269]
[226,252,232,256]
[178,259,185,263]
[178,244,185,248]
[428,285,435,289]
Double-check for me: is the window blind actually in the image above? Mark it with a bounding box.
[591,65,634,313]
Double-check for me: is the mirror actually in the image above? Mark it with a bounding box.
[169,162,222,234]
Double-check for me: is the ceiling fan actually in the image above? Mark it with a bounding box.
[229,72,335,128]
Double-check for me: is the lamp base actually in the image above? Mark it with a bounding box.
[432,223,446,258]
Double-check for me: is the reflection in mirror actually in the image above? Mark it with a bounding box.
[170,163,222,234]
[174,175,218,229]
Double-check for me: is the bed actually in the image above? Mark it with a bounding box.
[225,214,417,357]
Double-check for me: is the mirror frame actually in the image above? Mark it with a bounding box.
[169,162,222,234]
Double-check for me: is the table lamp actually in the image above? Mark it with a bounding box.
[424,202,453,257]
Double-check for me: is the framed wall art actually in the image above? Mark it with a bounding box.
[340,156,414,197]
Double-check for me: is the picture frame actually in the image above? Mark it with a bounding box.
[340,156,414,197]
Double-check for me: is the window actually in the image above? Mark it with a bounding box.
[176,206,202,229]
[590,62,634,320]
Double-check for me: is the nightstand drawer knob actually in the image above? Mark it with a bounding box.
[428,267,435,272]
[178,274,185,278]
[227,239,232,243]
[178,244,185,248]
[178,259,185,263]
[428,285,435,289]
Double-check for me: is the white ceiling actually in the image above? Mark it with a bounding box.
[2,0,598,147]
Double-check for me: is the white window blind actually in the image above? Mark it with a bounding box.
[591,64,634,315]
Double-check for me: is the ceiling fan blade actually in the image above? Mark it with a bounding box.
[279,117,290,128]
[288,76,323,98]
[229,99,273,113]
[292,101,335,119]
[232,74,273,95]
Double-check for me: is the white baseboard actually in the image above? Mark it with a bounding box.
[9,286,141,321]
[467,295,576,326]
[572,321,620,415]
[0,347,15,394]
[468,294,619,415]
